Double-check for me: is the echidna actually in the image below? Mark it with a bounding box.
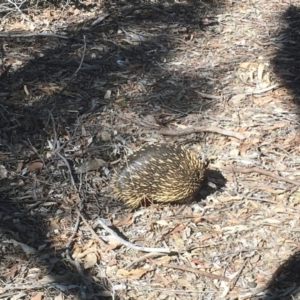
[110,144,207,208]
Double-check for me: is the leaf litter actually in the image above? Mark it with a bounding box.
[0,0,300,299]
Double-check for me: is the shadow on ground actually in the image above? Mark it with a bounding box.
[0,0,227,298]
[251,251,300,300]
[256,4,300,300]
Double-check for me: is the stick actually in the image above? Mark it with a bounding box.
[76,210,106,247]
[245,84,280,95]
[222,166,300,186]
[125,252,169,269]
[159,127,246,140]
[96,218,172,254]
[162,263,230,282]
[0,32,70,40]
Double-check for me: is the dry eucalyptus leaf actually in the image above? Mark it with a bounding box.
[257,62,264,81]
[27,161,44,173]
[104,90,111,99]
[101,130,111,141]
[11,292,28,299]
[83,252,98,269]
[104,236,121,252]
[30,293,42,300]
[76,158,106,173]
[8,239,37,254]
[231,94,246,104]
[117,268,150,279]
[0,165,7,180]
[54,293,64,300]
[155,220,169,226]
[144,115,157,125]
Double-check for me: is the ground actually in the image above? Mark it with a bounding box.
[1,0,300,299]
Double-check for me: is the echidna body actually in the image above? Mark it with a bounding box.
[110,144,207,208]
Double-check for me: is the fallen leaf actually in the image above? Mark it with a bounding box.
[249,185,285,194]
[239,143,252,156]
[27,161,44,173]
[257,63,264,81]
[113,214,133,227]
[155,220,169,226]
[155,273,171,286]
[231,94,246,104]
[170,223,188,234]
[143,115,157,125]
[263,218,281,225]
[100,130,111,141]
[8,239,37,254]
[0,165,7,179]
[54,293,64,300]
[262,122,289,131]
[104,90,111,99]
[6,265,18,280]
[177,278,194,289]
[117,268,150,279]
[153,256,171,265]
[83,252,98,269]
[76,158,106,173]
[253,95,273,105]
[199,233,215,242]
[222,225,248,233]
[190,258,205,265]
[11,292,27,299]
[229,148,239,156]
[250,254,261,264]
[104,236,121,252]
[31,293,42,300]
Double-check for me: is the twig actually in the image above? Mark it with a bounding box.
[0,32,70,40]
[222,166,300,186]
[116,112,159,129]
[0,64,11,79]
[159,126,246,140]
[58,157,94,293]
[48,112,58,150]
[0,282,57,293]
[125,252,169,269]
[230,258,248,290]
[58,35,87,96]
[96,217,172,253]
[57,152,76,188]
[162,263,230,282]
[196,84,280,100]
[65,213,81,250]
[76,209,106,247]
[91,14,110,27]
[245,84,280,95]
[6,0,33,25]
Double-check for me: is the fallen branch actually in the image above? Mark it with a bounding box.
[221,166,300,186]
[96,217,172,254]
[159,127,246,140]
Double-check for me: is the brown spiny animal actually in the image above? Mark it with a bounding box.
[110,144,208,208]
